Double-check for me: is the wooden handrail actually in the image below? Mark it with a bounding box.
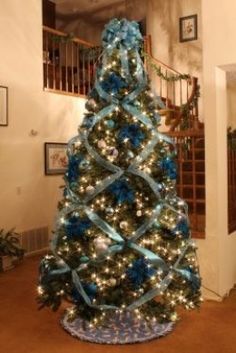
[43,25,94,48]
[144,35,182,75]
[168,129,204,138]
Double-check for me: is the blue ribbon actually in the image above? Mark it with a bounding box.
[49,19,193,312]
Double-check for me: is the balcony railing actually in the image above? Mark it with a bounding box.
[43,26,102,96]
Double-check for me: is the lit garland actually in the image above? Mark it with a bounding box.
[38,18,202,328]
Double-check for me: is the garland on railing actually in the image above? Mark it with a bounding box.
[180,84,201,130]
[142,52,190,82]
[228,127,236,151]
[45,30,200,134]
[51,32,75,44]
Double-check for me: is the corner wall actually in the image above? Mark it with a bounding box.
[0,0,85,234]
[201,0,236,296]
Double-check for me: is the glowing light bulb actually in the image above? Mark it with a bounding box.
[37,286,44,295]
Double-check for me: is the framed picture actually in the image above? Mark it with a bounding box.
[0,86,8,126]
[179,15,198,42]
[44,143,68,175]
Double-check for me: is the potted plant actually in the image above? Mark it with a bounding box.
[0,229,25,272]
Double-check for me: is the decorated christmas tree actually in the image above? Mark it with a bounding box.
[38,19,202,344]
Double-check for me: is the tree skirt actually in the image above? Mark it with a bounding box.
[61,311,174,344]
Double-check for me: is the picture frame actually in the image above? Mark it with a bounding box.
[179,14,198,43]
[44,142,68,175]
[0,86,8,126]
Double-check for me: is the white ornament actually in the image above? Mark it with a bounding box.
[93,236,111,255]
[136,210,142,217]
[119,221,128,230]
[143,167,151,174]
[108,278,117,287]
[86,185,95,193]
[97,139,107,149]
[79,263,88,270]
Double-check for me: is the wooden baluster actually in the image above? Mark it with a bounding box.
[71,41,74,94]
[173,80,176,107]
[166,69,169,107]
[160,68,162,99]
[187,79,189,101]
[192,136,197,230]
[76,44,82,94]
[179,137,183,200]
[46,31,49,89]
[82,46,86,95]
[59,41,62,91]
[180,79,183,106]
[65,41,68,92]
[91,47,95,89]
[88,48,91,94]
[52,34,55,90]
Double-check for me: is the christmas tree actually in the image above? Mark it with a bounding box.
[38,19,201,343]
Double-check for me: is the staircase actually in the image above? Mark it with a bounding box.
[42,26,205,238]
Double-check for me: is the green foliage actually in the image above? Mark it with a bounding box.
[143,52,190,82]
[0,228,25,258]
[228,127,236,151]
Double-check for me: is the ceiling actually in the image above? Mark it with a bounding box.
[51,0,145,24]
[52,0,125,16]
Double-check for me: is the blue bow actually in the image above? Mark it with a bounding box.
[102,18,143,50]
[108,179,134,204]
[159,157,177,180]
[100,73,127,95]
[64,216,92,239]
[72,282,97,303]
[118,124,145,148]
[66,154,84,183]
[126,257,156,288]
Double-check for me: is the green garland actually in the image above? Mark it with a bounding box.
[142,52,190,82]
[180,84,201,130]
[51,32,75,44]
[228,127,236,151]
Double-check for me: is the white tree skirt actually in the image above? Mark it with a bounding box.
[61,311,174,344]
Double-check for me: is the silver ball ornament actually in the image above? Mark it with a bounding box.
[93,236,111,255]
[108,278,117,287]
[86,185,95,193]
[119,221,128,230]
[105,207,114,215]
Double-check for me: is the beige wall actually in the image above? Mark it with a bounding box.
[200,0,236,297]
[0,0,85,233]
